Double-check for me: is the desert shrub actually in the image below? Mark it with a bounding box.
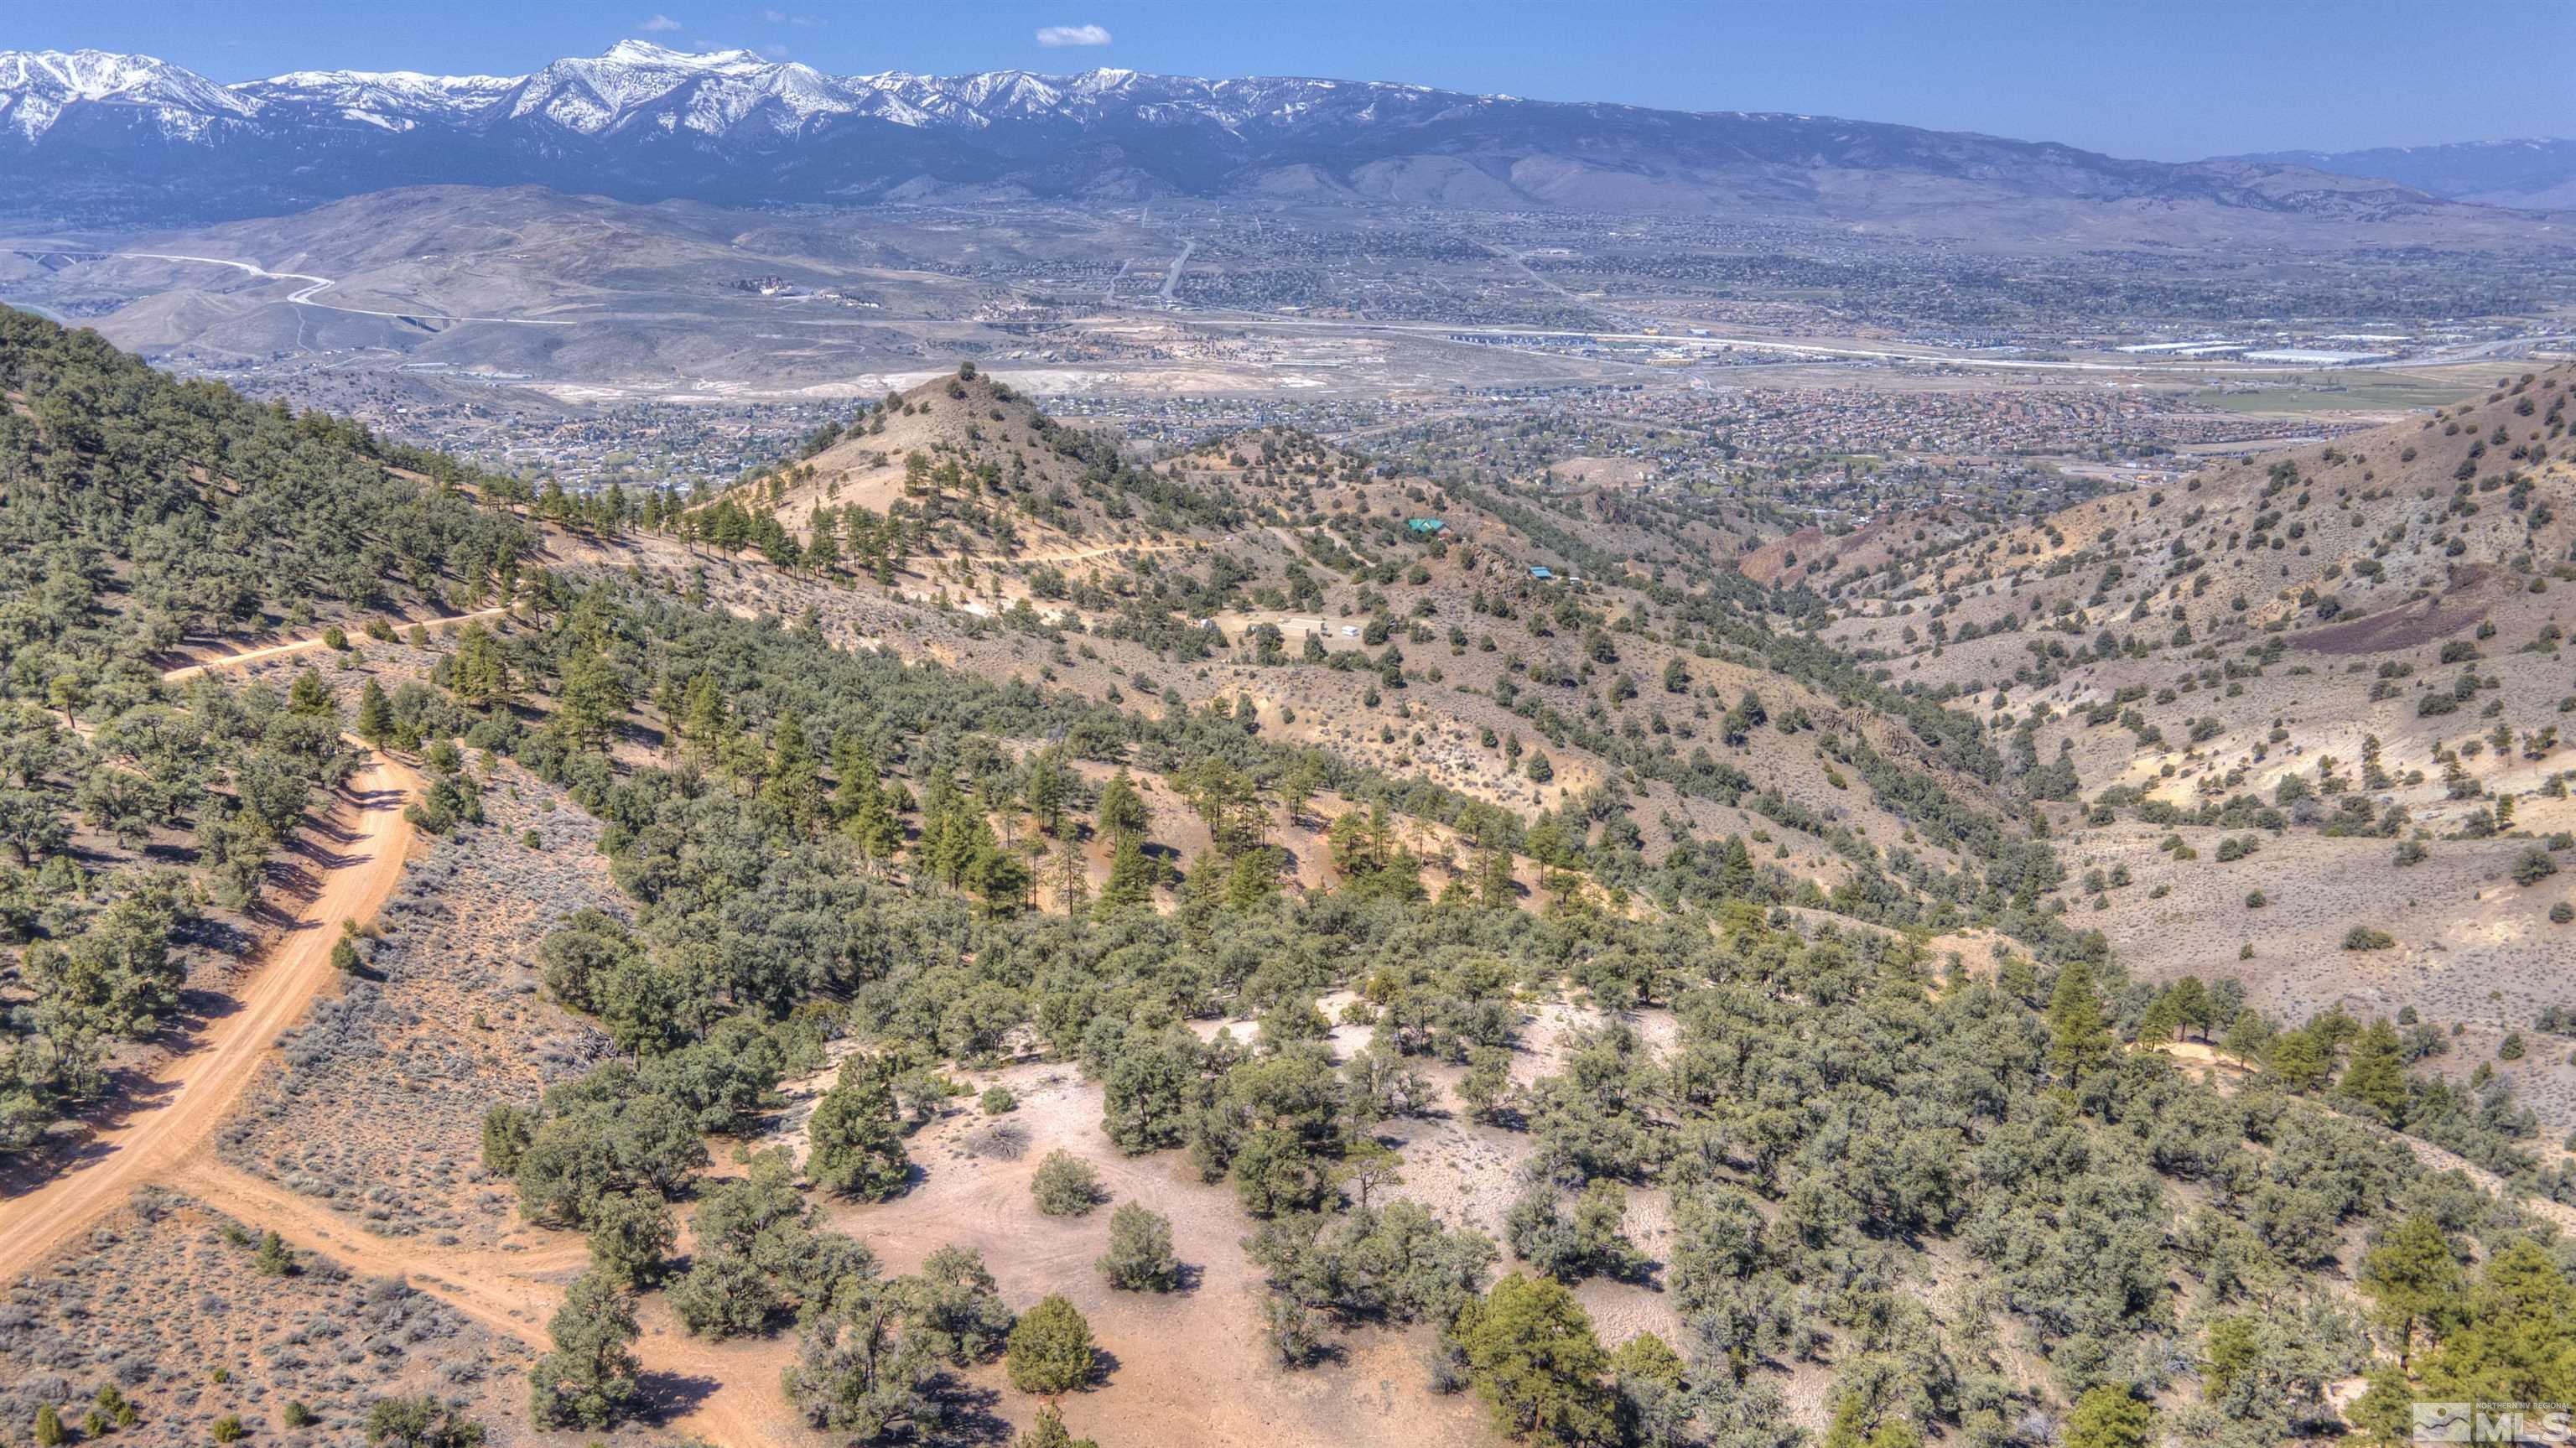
[1031,1150,1108,1217]
[362,1396,486,1448]
[1098,1202,1181,1291]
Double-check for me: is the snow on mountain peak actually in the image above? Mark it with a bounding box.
[0,43,1517,147]
[0,49,254,140]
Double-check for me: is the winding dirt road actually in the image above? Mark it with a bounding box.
[110,253,576,329]
[160,605,512,683]
[0,613,800,1448]
[0,748,416,1279]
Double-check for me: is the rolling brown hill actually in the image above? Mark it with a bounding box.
[1820,366,2576,1127]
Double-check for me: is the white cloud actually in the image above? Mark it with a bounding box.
[763,8,825,25]
[638,13,683,31]
[1034,23,1112,47]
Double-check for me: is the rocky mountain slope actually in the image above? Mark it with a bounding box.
[7,309,2576,1448]
[0,42,2529,231]
[2231,136,2576,210]
[1820,367,2576,1119]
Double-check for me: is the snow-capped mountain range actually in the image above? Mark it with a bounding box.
[0,42,2538,228]
[1,41,1483,145]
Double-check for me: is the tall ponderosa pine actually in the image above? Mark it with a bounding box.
[2046,959,2114,1082]
[758,710,822,834]
[2359,1213,2464,1368]
[354,677,392,744]
[1096,767,1149,842]
[553,646,627,752]
[1096,833,1156,915]
[449,624,513,708]
[2335,1019,2408,1125]
[808,1067,911,1201]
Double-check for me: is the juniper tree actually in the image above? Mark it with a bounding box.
[527,1271,642,1430]
[1098,1201,1181,1291]
[1005,1295,1097,1396]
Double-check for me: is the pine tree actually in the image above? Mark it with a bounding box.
[2046,959,2114,1082]
[1097,833,1156,915]
[808,1070,911,1201]
[1025,750,1070,837]
[841,755,904,869]
[759,711,822,833]
[966,833,1031,917]
[2135,989,2185,1046]
[2168,974,2213,1039]
[355,677,392,745]
[2336,1019,2408,1125]
[2359,1213,2464,1367]
[450,624,513,708]
[554,646,628,751]
[1454,1273,1616,1446]
[2419,1239,2576,1404]
[1054,835,1088,917]
[2268,1026,2331,1092]
[2219,1008,2272,1067]
[1716,835,1757,899]
[288,667,335,719]
[678,672,728,747]
[1096,768,1149,842]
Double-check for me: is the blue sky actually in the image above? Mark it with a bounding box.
[14,0,2569,160]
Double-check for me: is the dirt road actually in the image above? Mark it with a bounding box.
[160,605,512,682]
[0,749,418,1279]
[0,611,808,1448]
[999,539,1192,566]
[0,615,503,1277]
[175,1153,803,1447]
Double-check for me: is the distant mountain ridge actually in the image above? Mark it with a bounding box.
[0,42,2529,229]
[2228,137,2576,210]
